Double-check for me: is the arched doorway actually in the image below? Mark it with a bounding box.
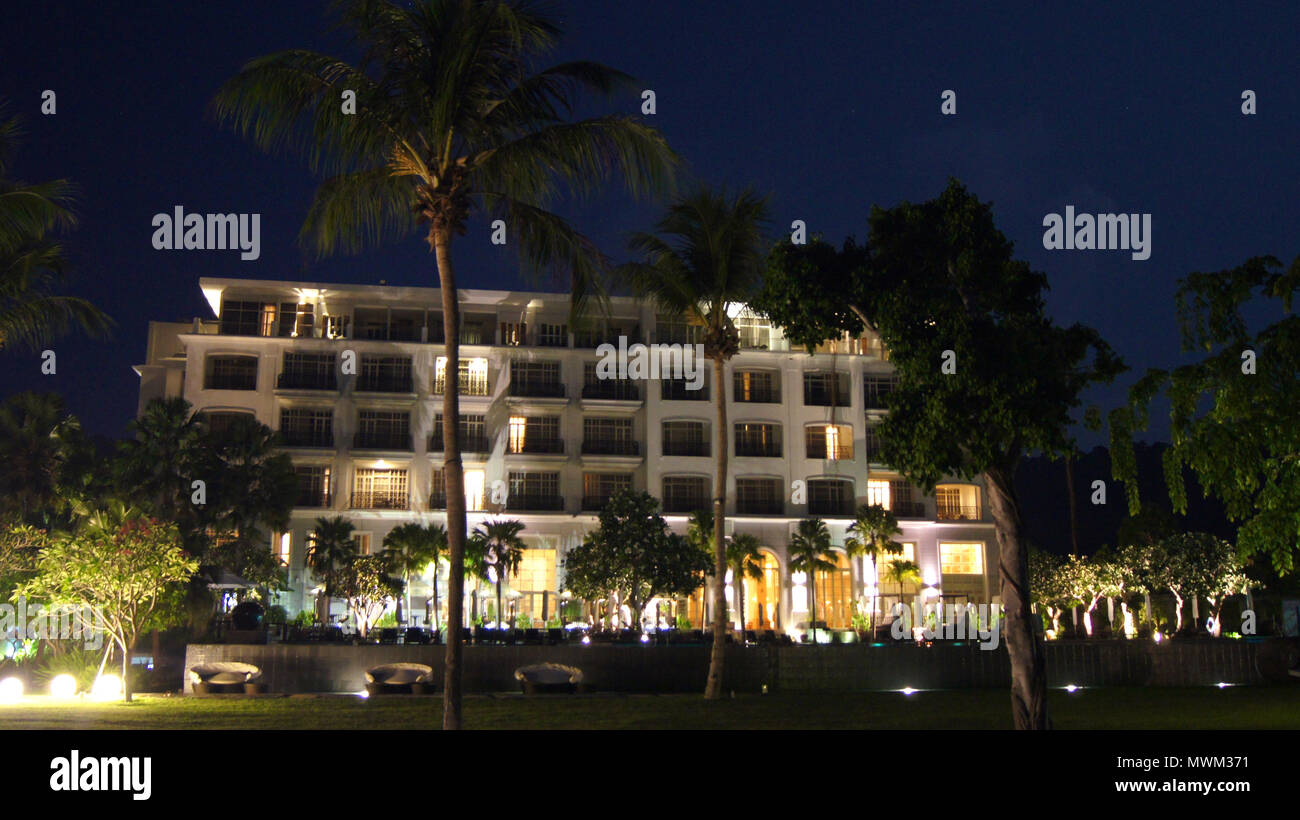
[745,551,782,630]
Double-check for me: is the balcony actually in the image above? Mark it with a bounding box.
[663,441,709,457]
[663,496,711,514]
[507,437,565,455]
[279,430,334,449]
[808,495,855,516]
[936,505,982,521]
[581,439,639,456]
[277,373,337,391]
[735,442,781,458]
[581,495,615,511]
[356,375,413,394]
[506,494,565,512]
[353,433,412,451]
[508,381,566,399]
[429,433,491,454]
[661,381,709,401]
[350,491,409,510]
[735,498,784,515]
[428,492,446,510]
[294,491,332,508]
[892,501,927,518]
[805,443,854,460]
[803,384,851,407]
[581,381,641,401]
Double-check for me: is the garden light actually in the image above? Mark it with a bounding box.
[0,676,23,703]
[90,674,122,701]
[49,674,78,699]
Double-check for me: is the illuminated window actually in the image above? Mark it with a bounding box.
[866,479,891,509]
[435,357,490,396]
[940,542,984,575]
[805,424,853,459]
[814,551,853,629]
[464,469,485,511]
[352,533,372,555]
[508,416,527,453]
[277,532,291,566]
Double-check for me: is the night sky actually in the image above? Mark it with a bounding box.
[3,1,1298,445]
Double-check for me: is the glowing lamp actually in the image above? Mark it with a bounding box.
[49,674,78,699]
[90,674,122,701]
[0,677,23,703]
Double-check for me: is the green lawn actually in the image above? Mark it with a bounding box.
[2,686,1298,730]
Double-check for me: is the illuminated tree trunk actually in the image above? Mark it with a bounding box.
[704,355,729,699]
[985,465,1049,730]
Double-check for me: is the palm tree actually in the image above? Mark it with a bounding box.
[383,521,447,630]
[118,397,205,523]
[788,518,838,644]
[471,519,526,632]
[212,0,676,729]
[0,391,79,523]
[0,104,111,352]
[306,516,358,624]
[844,503,903,634]
[884,559,922,624]
[726,533,763,631]
[683,509,714,627]
[622,185,770,698]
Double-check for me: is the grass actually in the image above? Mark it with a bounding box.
[2,686,1298,730]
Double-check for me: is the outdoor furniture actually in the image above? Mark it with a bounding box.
[378,628,399,645]
[545,628,563,645]
[523,629,542,645]
[365,663,435,695]
[189,662,265,694]
[403,627,429,645]
[514,663,585,695]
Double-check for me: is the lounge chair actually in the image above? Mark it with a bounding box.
[365,663,435,695]
[514,663,585,695]
[189,662,265,694]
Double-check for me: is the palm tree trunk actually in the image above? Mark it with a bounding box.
[432,574,441,633]
[810,572,819,643]
[737,571,746,633]
[704,356,729,699]
[435,231,468,731]
[984,465,1050,730]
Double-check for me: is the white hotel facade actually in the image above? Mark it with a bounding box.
[135,277,999,636]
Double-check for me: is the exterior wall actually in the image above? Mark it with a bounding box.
[139,277,1001,631]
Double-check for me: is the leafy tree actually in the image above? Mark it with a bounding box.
[725,533,763,630]
[306,516,357,622]
[620,185,770,697]
[882,559,922,628]
[759,179,1125,729]
[1154,533,1249,635]
[0,103,111,352]
[1028,549,1069,635]
[1111,255,1300,576]
[788,518,837,643]
[844,503,903,631]
[0,522,48,601]
[1054,553,1123,637]
[1116,503,1179,549]
[212,0,676,729]
[383,522,447,629]
[470,519,525,628]
[117,397,205,526]
[19,501,197,701]
[0,392,86,524]
[562,490,710,631]
[334,553,402,638]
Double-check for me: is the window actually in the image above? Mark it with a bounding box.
[803,372,851,406]
[661,373,709,401]
[351,468,408,510]
[866,479,891,509]
[815,552,853,629]
[734,423,782,457]
[890,481,924,517]
[201,411,254,435]
[294,466,331,507]
[430,468,486,510]
[876,542,919,613]
[510,548,557,622]
[807,478,854,516]
[509,361,563,397]
[734,370,779,403]
[506,416,561,454]
[940,542,984,575]
[219,299,272,336]
[357,355,412,393]
[805,424,853,460]
[582,417,636,455]
[935,485,980,520]
[662,420,708,457]
[279,408,333,448]
[574,322,634,348]
[662,476,709,513]
[735,478,783,515]
[434,357,490,396]
[500,321,526,346]
[655,314,701,345]
[864,424,884,462]
[355,410,410,450]
[583,473,632,509]
[276,532,291,566]
[205,355,258,390]
[582,361,640,400]
[279,352,336,390]
[324,314,349,340]
[507,472,562,510]
[431,414,488,452]
[538,323,568,347]
[864,374,898,410]
[734,310,772,349]
[353,533,372,556]
[277,302,314,338]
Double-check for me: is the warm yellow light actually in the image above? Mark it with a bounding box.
[90,674,122,701]
[508,416,526,451]
[464,470,485,511]
[824,425,839,459]
[0,677,23,703]
[49,674,78,699]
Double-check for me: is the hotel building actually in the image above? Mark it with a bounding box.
[135,277,999,636]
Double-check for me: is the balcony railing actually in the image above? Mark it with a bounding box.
[735,442,782,458]
[432,377,490,397]
[803,384,851,406]
[805,443,854,460]
[734,388,779,403]
[808,498,855,516]
[891,501,927,518]
[428,493,446,510]
[581,494,616,511]
[279,430,334,448]
[663,496,711,514]
[294,492,332,508]
[735,498,784,515]
[506,494,565,511]
[429,433,491,453]
[508,381,566,398]
[663,441,709,457]
[661,381,709,401]
[356,375,413,393]
[936,505,982,521]
[507,437,565,455]
[581,381,641,401]
[581,439,639,456]
[353,433,412,451]
[277,373,338,391]
[350,491,409,510]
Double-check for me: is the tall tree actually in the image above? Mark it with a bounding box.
[212,0,676,728]
[760,180,1125,728]
[726,532,763,631]
[0,104,111,352]
[383,521,447,629]
[471,519,526,630]
[844,503,903,633]
[1111,254,1300,577]
[306,516,357,623]
[621,185,770,698]
[787,517,837,644]
[0,392,81,524]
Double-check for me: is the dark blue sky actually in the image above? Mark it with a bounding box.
[3,1,1297,443]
